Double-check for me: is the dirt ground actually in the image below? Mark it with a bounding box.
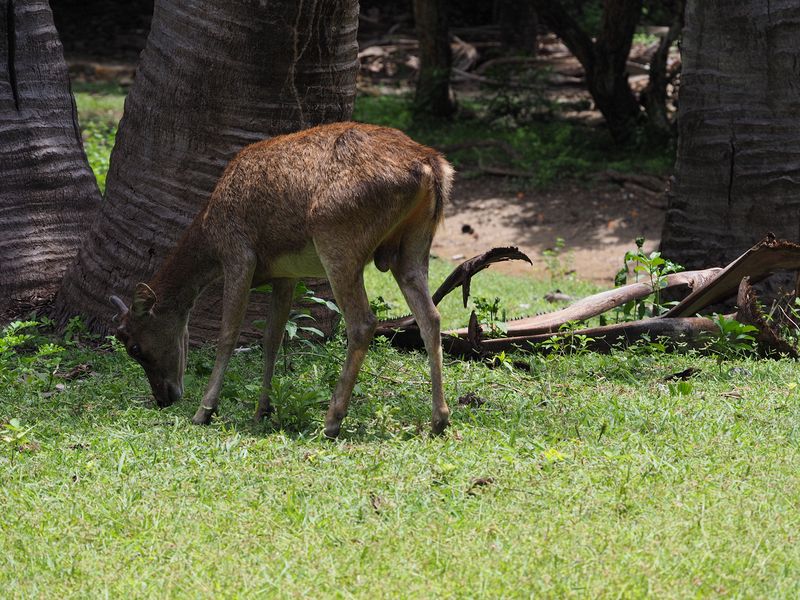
[434,176,667,285]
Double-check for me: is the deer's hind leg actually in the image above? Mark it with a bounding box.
[254,278,296,423]
[316,246,377,438]
[390,230,449,435]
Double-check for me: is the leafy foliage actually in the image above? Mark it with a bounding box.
[615,236,685,319]
[472,296,508,337]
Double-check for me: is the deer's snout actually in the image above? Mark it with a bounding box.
[152,379,183,408]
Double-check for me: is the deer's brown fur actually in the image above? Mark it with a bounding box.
[112,122,453,437]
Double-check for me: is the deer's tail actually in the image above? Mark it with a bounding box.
[427,154,455,226]
[373,154,454,274]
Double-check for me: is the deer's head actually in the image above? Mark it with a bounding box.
[111,284,189,407]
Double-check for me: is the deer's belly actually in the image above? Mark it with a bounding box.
[269,244,327,278]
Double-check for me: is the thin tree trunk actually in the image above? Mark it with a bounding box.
[532,0,643,142]
[0,0,101,315]
[661,0,800,271]
[54,0,360,338]
[640,0,683,136]
[413,0,456,118]
[589,0,642,141]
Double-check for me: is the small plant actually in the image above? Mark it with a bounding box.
[252,281,340,344]
[615,237,684,319]
[473,296,508,338]
[492,350,515,372]
[370,296,393,321]
[2,419,34,466]
[667,380,694,397]
[540,321,594,356]
[705,314,758,367]
[63,316,98,346]
[542,237,573,281]
[268,377,327,433]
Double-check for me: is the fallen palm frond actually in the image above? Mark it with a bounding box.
[376,235,800,359]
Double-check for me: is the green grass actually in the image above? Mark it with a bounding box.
[2,265,800,597]
[73,82,126,192]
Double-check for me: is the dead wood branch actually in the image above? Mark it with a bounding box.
[735,277,798,357]
[377,237,800,360]
[444,269,721,338]
[600,170,666,193]
[665,235,800,318]
[476,160,537,178]
[435,316,720,358]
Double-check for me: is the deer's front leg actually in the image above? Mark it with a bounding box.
[254,278,296,423]
[192,258,256,425]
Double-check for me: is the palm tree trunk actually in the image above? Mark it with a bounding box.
[661,0,800,271]
[54,0,359,337]
[0,0,101,315]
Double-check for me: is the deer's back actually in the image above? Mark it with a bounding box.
[200,122,446,268]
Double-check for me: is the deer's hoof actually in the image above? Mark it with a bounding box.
[323,422,341,439]
[431,411,450,436]
[191,406,215,425]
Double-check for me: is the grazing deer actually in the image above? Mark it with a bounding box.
[110,122,453,437]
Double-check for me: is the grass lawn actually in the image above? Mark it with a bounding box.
[2,263,800,597]
[4,83,795,598]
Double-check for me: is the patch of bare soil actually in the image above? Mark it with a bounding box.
[434,176,667,285]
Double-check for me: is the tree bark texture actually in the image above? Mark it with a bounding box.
[54,0,360,338]
[413,0,456,118]
[661,0,800,271]
[532,0,643,142]
[0,0,101,314]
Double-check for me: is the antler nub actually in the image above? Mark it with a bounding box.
[109,295,129,318]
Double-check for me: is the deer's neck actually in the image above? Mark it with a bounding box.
[149,217,221,320]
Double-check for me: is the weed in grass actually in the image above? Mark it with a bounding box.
[542,236,574,282]
[704,314,759,375]
[0,320,65,391]
[615,236,685,319]
[1,418,34,466]
[252,281,340,345]
[472,295,508,337]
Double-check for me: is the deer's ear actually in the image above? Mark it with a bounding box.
[132,283,157,317]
